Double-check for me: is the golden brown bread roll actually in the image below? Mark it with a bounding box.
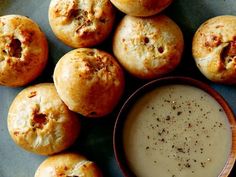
[53,48,124,118]
[0,15,48,87]
[113,15,184,79]
[48,0,115,48]
[7,83,80,155]
[34,153,103,177]
[110,0,173,17]
[192,15,236,84]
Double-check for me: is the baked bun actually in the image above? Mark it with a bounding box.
[0,15,48,87]
[110,0,173,17]
[34,153,103,177]
[113,15,184,79]
[53,48,124,118]
[192,15,236,84]
[48,0,115,48]
[7,83,80,155]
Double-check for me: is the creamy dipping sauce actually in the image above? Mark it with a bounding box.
[123,84,232,177]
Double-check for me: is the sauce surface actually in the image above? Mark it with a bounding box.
[123,84,232,177]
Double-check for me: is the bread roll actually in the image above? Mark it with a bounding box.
[110,0,173,17]
[53,48,124,118]
[48,0,115,48]
[7,83,80,155]
[34,153,103,177]
[0,15,48,87]
[192,15,236,84]
[113,15,184,79]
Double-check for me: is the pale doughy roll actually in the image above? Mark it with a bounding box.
[0,15,48,87]
[53,48,125,118]
[7,83,80,155]
[113,15,184,79]
[192,15,236,84]
[48,0,115,48]
[34,153,103,177]
[110,0,173,17]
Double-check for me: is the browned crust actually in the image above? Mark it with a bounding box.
[53,48,125,118]
[192,15,236,84]
[113,15,184,79]
[110,0,173,17]
[34,153,103,177]
[48,0,115,48]
[0,15,48,87]
[7,83,80,155]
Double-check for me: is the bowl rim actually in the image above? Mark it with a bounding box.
[113,76,236,177]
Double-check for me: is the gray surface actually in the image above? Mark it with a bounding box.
[0,0,236,177]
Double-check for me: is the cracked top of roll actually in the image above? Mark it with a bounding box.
[53,48,125,118]
[7,83,80,155]
[192,15,236,84]
[113,15,184,79]
[48,0,115,48]
[0,15,48,87]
